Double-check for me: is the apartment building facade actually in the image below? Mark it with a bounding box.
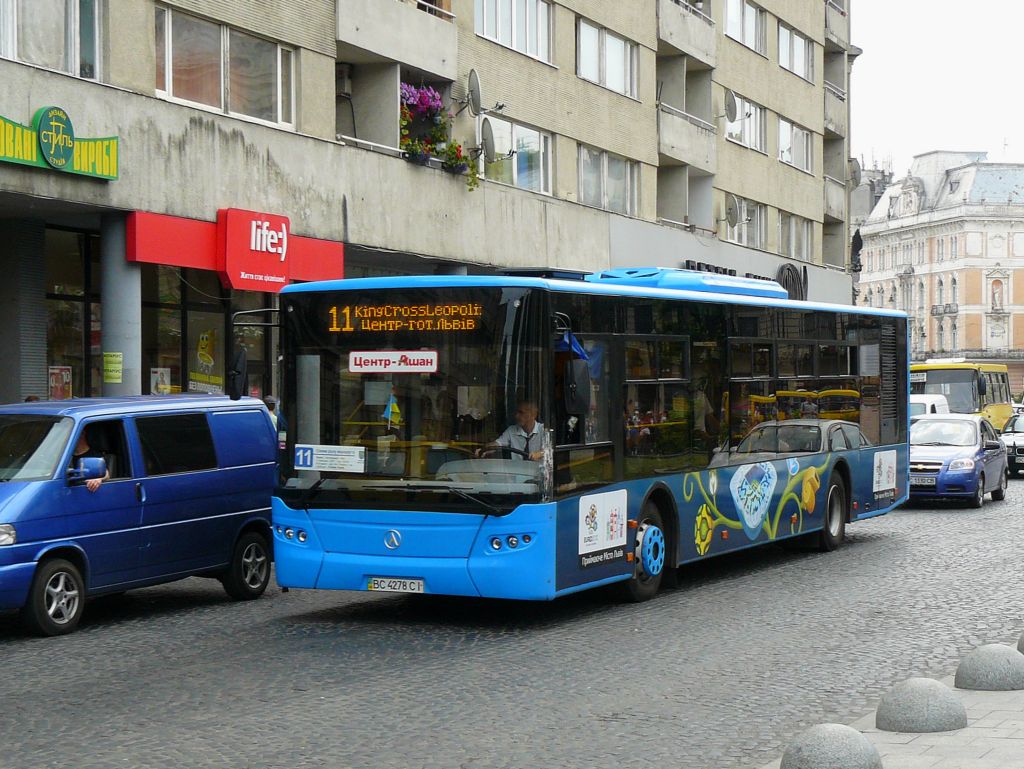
[0,0,858,400]
[858,151,1024,387]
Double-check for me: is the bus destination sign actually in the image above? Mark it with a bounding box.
[328,303,483,333]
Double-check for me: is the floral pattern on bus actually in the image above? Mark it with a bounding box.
[685,457,831,557]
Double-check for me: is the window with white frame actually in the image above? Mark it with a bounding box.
[725,195,766,248]
[577,18,637,98]
[778,118,812,172]
[778,23,813,81]
[155,6,293,126]
[475,0,551,62]
[950,235,958,258]
[0,0,99,79]
[936,237,944,260]
[578,144,638,216]
[482,116,551,194]
[725,94,766,152]
[725,0,765,55]
[779,211,811,261]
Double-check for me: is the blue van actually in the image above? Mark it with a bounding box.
[0,395,277,635]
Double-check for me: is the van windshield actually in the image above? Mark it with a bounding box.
[0,416,74,481]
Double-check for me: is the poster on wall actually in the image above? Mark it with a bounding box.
[187,314,225,394]
[150,368,171,395]
[48,366,72,400]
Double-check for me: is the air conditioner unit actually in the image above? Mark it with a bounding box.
[335,63,353,97]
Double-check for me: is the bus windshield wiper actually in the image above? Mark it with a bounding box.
[371,482,508,517]
[447,487,505,517]
[301,478,326,509]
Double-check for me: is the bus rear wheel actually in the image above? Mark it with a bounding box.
[818,476,846,552]
[618,502,667,602]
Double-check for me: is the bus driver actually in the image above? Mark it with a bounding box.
[479,400,545,461]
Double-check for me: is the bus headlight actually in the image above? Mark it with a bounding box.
[948,458,975,471]
[0,524,15,546]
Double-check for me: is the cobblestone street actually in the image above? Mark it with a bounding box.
[3,485,1024,769]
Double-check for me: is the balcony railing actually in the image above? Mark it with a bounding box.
[824,80,846,100]
[668,0,714,26]
[930,303,959,315]
[409,0,455,21]
[658,102,716,133]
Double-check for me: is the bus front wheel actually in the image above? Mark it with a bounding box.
[818,476,847,552]
[618,502,667,602]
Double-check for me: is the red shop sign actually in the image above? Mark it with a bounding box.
[126,209,344,292]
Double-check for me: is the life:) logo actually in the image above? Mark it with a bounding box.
[34,106,75,170]
[250,219,288,262]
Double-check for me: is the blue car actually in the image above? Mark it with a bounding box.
[909,414,1008,507]
[0,396,277,635]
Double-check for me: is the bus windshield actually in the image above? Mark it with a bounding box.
[911,370,978,413]
[280,286,548,510]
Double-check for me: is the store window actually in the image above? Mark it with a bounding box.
[0,0,99,79]
[45,229,101,399]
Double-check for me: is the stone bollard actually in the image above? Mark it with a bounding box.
[955,644,1024,691]
[780,723,883,769]
[875,677,967,732]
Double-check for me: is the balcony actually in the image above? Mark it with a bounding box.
[824,175,846,221]
[930,305,942,316]
[657,0,717,67]
[825,0,849,50]
[657,104,717,174]
[944,302,959,314]
[824,81,847,137]
[337,0,458,81]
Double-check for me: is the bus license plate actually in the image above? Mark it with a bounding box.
[367,577,424,593]
[911,476,936,486]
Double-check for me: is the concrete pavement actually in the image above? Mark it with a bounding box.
[760,667,1024,769]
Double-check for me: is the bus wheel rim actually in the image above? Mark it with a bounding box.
[637,522,666,579]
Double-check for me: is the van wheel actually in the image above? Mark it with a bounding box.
[221,532,271,600]
[22,558,85,636]
[818,476,846,552]
[992,470,1007,501]
[617,502,667,603]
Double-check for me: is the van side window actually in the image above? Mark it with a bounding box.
[77,420,132,479]
[136,414,217,475]
[209,410,276,467]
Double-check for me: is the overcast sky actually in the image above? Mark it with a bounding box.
[850,1,1020,178]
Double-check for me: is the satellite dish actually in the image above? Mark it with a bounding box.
[724,90,738,123]
[467,69,483,117]
[849,157,863,187]
[724,195,740,228]
[480,117,497,164]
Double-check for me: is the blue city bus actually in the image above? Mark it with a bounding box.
[271,268,909,602]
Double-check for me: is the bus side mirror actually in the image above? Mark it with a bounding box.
[978,376,987,396]
[564,359,591,415]
[227,347,248,401]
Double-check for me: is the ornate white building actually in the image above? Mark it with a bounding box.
[858,151,1024,387]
